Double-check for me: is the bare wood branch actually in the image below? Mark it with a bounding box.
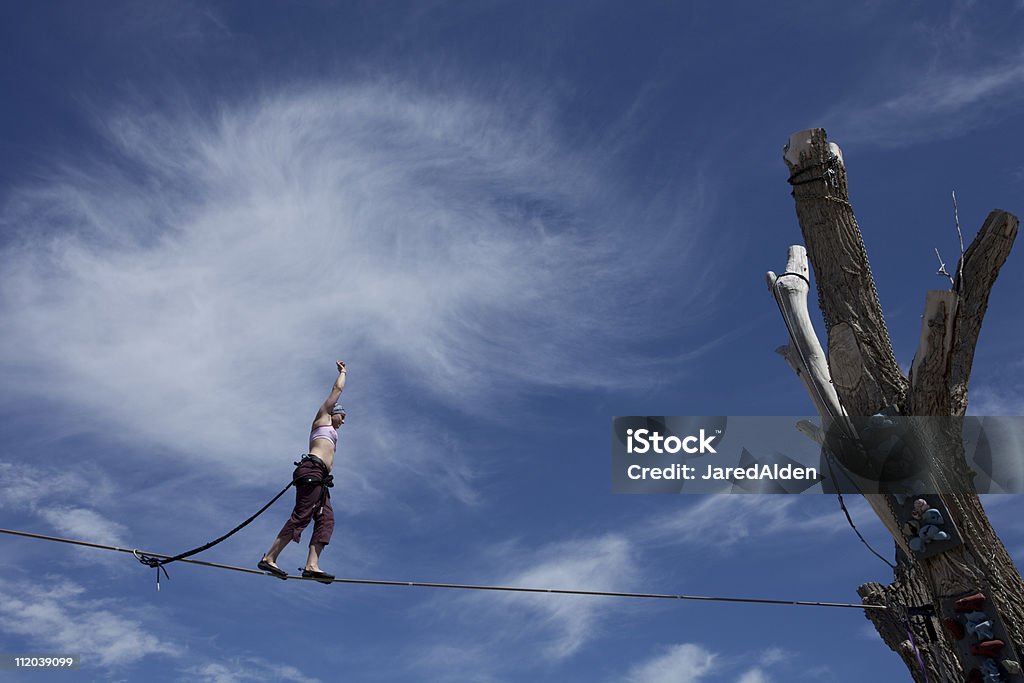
[952,190,965,287]
[783,128,908,414]
[948,210,1019,416]
[766,245,846,421]
[933,248,955,287]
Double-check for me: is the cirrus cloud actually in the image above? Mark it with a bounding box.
[0,80,709,502]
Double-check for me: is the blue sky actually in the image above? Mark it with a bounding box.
[2,2,1024,681]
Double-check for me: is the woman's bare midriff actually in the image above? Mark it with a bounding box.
[308,440,335,471]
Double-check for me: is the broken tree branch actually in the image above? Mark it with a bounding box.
[767,245,846,421]
[947,210,1019,416]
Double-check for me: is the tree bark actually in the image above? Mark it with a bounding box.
[783,129,907,415]
[775,128,1024,682]
[859,560,960,683]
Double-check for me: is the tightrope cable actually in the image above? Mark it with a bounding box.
[0,527,884,611]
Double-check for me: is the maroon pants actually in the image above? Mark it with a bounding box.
[276,458,334,546]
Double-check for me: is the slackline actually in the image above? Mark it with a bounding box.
[0,527,884,611]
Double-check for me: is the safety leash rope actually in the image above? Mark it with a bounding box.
[134,478,294,589]
[132,460,333,589]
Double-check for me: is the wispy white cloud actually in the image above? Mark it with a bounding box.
[825,52,1024,146]
[0,576,322,679]
[736,668,771,683]
[967,385,1024,416]
[0,577,181,667]
[35,506,129,548]
[620,644,793,683]
[0,463,127,564]
[407,532,640,680]
[756,647,787,667]
[0,462,116,511]
[819,4,1024,147]
[492,533,638,660]
[638,495,877,551]
[623,643,716,683]
[0,80,708,505]
[181,656,319,683]
[404,642,503,683]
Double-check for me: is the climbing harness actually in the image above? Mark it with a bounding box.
[293,454,334,517]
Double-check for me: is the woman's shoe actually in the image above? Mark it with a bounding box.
[258,558,288,579]
[301,568,334,584]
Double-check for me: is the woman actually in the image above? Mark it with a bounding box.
[259,360,347,583]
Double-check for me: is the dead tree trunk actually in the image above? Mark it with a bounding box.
[769,128,1023,682]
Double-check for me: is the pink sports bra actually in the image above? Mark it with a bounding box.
[309,424,338,449]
